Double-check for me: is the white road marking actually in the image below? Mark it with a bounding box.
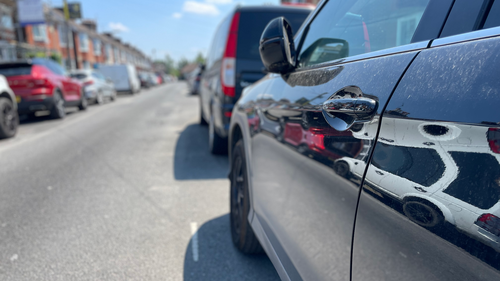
[190,222,199,262]
[10,254,18,261]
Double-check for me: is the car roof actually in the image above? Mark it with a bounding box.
[236,5,314,14]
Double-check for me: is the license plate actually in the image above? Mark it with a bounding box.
[15,96,21,103]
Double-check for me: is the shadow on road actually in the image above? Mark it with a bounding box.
[174,124,228,180]
[183,214,280,281]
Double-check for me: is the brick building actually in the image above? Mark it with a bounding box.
[1,2,151,71]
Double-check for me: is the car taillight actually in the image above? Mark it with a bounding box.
[84,80,94,86]
[34,78,49,86]
[475,213,500,236]
[221,11,240,98]
[488,128,500,154]
[308,129,326,150]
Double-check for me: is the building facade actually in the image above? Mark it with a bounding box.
[0,2,151,71]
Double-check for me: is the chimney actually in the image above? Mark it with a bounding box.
[82,20,97,32]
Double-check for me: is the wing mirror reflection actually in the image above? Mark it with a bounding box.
[299,38,349,66]
[259,17,296,74]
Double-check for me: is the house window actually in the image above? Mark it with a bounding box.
[105,44,111,62]
[58,25,73,47]
[79,32,89,52]
[114,48,119,62]
[33,24,48,42]
[83,60,90,69]
[1,15,12,29]
[93,39,101,56]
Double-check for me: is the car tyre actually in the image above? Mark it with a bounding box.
[96,91,104,104]
[110,90,117,101]
[78,90,88,111]
[50,91,66,119]
[208,114,227,154]
[403,199,444,229]
[230,140,263,254]
[333,161,350,178]
[0,97,18,139]
[199,101,208,126]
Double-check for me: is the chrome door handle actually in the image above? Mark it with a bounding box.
[323,97,377,119]
[322,91,378,132]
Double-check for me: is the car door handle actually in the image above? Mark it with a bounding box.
[322,97,378,131]
[323,97,377,119]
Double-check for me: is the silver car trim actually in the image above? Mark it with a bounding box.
[431,26,500,47]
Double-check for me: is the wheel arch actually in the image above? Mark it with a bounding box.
[403,195,455,225]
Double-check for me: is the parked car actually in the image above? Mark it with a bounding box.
[69,69,116,104]
[200,5,312,154]
[138,72,152,89]
[97,64,140,94]
[0,74,18,138]
[0,58,86,119]
[228,1,500,281]
[187,64,204,95]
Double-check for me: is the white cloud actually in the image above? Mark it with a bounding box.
[173,12,183,19]
[108,22,129,33]
[205,0,232,4]
[183,1,220,16]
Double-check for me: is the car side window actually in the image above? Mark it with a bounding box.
[483,1,500,29]
[298,0,430,68]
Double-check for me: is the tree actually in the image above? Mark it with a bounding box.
[177,57,190,71]
[195,52,205,64]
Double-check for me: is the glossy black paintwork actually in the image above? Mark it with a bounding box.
[234,51,418,280]
[352,36,500,280]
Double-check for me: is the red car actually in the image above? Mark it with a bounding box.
[0,58,87,119]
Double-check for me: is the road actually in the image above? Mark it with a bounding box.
[0,82,279,281]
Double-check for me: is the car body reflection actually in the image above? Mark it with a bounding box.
[334,117,500,253]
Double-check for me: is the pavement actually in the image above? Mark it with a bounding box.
[0,82,279,280]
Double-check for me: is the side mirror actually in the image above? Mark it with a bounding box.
[259,17,296,74]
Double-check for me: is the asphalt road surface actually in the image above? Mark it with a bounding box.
[0,82,279,281]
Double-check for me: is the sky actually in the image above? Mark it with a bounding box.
[47,0,280,62]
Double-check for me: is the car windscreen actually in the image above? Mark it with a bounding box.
[236,10,310,60]
[0,64,32,77]
[70,73,88,80]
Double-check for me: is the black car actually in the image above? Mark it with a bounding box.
[199,5,312,154]
[228,0,500,280]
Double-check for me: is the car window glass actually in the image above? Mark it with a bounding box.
[91,72,102,80]
[298,0,430,68]
[70,73,87,80]
[237,11,309,61]
[207,15,231,69]
[483,1,500,29]
[371,143,445,187]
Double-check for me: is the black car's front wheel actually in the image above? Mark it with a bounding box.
[230,140,263,254]
[50,91,66,119]
[0,97,18,139]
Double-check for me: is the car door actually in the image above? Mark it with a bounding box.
[245,0,448,280]
[353,19,500,281]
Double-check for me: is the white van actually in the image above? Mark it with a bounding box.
[97,64,140,94]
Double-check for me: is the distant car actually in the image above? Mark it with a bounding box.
[0,58,86,119]
[69,69,116,104]
[0,74,18,138]
[97,64,140,94]
[138,72,152,88]
[187,65,204,95]
[200,5,312,154]
[148,72,158,86]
